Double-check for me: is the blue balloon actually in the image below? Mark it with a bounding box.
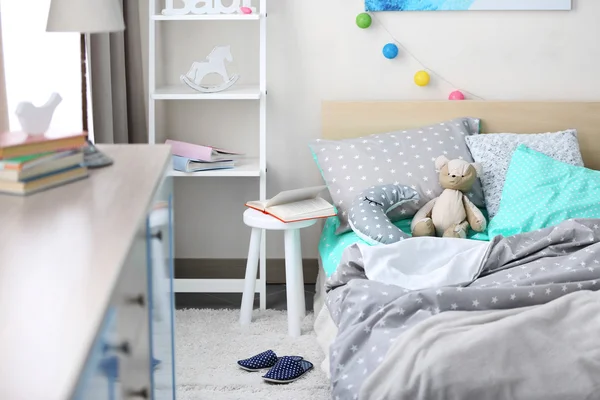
[382,43,399,59]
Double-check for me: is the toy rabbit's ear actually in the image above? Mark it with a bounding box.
[435,155,450,172]
[471,162,482,176]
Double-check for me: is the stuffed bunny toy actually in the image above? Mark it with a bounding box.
[411,155,486,238]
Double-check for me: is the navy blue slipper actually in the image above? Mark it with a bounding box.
[262,357,313,383]
[237,350,303,372]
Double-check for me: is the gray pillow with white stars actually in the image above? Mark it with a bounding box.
[465,129,583,219]
[349,184,420,245]
[309,117,484,235]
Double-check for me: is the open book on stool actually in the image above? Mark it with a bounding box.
[245,185,336,223]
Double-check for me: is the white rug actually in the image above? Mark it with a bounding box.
[175,309,331,400]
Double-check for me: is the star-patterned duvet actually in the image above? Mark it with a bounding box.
[324,218,600,400]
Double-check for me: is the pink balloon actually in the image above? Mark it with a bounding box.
[448,90,465,100]
[240,6,252,14]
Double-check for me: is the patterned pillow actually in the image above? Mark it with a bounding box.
[309,117,484,234]
[488,144,600,238]
[465,129,583,218]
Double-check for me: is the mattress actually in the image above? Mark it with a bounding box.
[318,215,489,278]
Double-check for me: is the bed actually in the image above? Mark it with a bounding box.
[311,100,600,399]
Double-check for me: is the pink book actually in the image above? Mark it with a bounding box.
[165,139,243,162]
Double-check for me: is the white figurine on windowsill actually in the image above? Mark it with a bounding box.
[15,92,62,136]
[16,92,113,169]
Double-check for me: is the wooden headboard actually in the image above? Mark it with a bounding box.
[322,101,600,170]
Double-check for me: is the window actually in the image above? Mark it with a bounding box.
[1,0,82,133]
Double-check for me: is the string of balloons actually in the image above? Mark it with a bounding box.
[355,12,485,100]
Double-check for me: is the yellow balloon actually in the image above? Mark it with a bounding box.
[414,70,430,87]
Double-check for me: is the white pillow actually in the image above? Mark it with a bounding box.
[465,129,583,218]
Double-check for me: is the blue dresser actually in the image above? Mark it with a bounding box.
[0,145,176,400]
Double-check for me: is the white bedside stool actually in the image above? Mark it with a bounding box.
[240,209,316,337]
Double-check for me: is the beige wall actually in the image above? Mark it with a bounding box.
[139,1,600,259]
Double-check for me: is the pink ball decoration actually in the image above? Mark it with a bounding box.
[240,6,252,14]
[448,90,465,101]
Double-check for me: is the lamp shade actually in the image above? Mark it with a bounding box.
[46,0,125,33]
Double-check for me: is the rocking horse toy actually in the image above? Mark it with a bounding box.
[180,45,239,93]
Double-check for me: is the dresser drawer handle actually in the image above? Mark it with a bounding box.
[103,341,130,356]
[151,231,162,241]
[126,294,145,307]
[126,387,149,399]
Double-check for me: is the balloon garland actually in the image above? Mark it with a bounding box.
[449,90,466,100]
[356,12,372,28]
[414,70,430,87]
[356,12,484,100]
[382,43,399,59]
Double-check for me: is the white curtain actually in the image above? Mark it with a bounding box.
[1,0,81,134]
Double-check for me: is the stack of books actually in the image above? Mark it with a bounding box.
[0,131,89,196]
[166,139,242,173]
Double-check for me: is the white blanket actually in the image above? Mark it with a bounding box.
[359,290,600,400]
[359,237,490,291]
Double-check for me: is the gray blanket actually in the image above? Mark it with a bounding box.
[325,219,600,400]
[360,290,600,400]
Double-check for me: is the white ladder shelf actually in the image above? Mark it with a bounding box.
[148,0,267,306]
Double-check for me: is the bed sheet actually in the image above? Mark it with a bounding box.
[318,213,490,277]
[312,256,337,378]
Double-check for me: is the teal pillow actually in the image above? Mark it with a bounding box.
[488,144,600,238]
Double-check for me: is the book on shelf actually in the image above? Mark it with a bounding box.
[245,185,336,223]
[172,155,235,173]
[165,139,243,162]
[0,150,84,182]
[0,131,87,160]
[0,165,89,196]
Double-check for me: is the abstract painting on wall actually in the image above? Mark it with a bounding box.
[365,0,572,11]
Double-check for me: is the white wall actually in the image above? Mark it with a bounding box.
[140,0,600,260]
